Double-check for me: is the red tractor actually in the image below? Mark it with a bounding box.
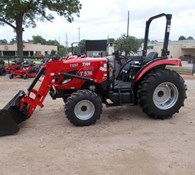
[5,57,23,74]
[9,59,39,79]
[0,14,187,136]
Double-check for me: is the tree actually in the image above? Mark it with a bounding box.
[31,35,47,44]
[51,50,56,56]
[58,47,66,57]
[10,38,16,44]
[108,38,115,45]
[78,39,86,55]
[0,0,82,56]
[178,36,186,40]
[0,39,8,44]
[47,39,60,46]
[187,36,194,40]
[115,34,141,56]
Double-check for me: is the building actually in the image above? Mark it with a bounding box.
[85,40,108,57]
[146,40,195,62]
[0,42,58,56]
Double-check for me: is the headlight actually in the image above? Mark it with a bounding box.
[62,79,71,84]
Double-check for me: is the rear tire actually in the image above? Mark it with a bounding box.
[138,69,187,119]
[65,90,102,126]
[0,69,3,75]
[23,74,28,79]
[9,73,14,79]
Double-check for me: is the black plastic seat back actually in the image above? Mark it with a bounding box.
[143,52,158,62]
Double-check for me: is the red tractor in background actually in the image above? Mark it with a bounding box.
[5,57,23,74]
[9,59,39,79]
[0,13,187,136]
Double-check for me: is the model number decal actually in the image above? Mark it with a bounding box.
[80,71,93,76]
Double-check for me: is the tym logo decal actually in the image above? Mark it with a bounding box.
[82,62,91,66]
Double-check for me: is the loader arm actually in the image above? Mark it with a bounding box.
[0,61,70,136]
[21,61,70,116]
[21,68,55,116]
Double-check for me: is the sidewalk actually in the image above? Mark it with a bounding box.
[181,74,195,80]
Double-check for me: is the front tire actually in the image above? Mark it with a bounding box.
[65,90,102,126]
[138,69,187,119]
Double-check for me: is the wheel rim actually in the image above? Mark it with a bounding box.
[74,100,95,120]
[153,82,178,110]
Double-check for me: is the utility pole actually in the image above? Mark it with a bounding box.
[126,10,130,56]
[127,10,130,37]
[65,33,68,55]
[78,27,80,43]
[78,27,80,54]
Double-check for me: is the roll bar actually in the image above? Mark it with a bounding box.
[142,13,172,58]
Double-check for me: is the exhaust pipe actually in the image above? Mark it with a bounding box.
[0,90,29,137]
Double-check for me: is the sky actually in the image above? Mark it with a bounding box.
[1,0,195,47]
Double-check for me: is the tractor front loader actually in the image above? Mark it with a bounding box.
[0,13,187,137]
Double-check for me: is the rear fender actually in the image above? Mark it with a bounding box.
[135,59,182,82]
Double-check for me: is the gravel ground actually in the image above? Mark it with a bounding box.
[0,74,195,175]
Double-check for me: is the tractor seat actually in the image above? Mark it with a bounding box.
[143,52,158,62]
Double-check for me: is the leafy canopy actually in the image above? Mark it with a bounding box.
[0,0,82,29]
[0,0,81,56]
[178,35,195,40]
[115,34,141,56]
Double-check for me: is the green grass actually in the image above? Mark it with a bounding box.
[166,66,192,75]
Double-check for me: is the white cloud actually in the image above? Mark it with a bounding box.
[1,0,195,46]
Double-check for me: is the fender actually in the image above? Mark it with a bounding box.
[135,58,182,82]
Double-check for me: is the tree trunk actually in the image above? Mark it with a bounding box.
[15,15,24,57]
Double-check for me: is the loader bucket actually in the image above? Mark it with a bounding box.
[0,90,29,137]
